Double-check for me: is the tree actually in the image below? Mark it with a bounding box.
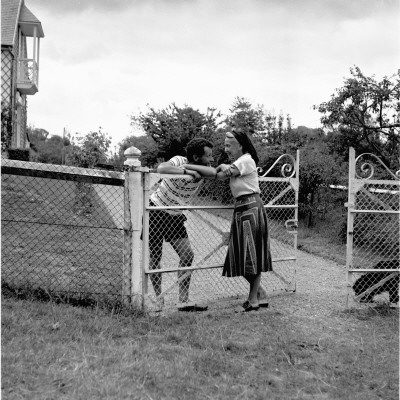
[117,135,159,168]
[27,126,49,147]
[226,97,293,148]
[227,97,265,135]
[68,128,111,168]
[299,142,345,227]
[315,66,400,168]
[32,135,64,164]
[131,104,222,161]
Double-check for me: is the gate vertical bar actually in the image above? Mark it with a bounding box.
[122,170,132,306]
[345,147,356,307]
[294,149,300,253]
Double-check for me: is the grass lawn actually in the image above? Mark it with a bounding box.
[1,293,399,400]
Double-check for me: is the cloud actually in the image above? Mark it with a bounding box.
[26,0,400,146]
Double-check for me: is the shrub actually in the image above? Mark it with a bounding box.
[8,148,30,161]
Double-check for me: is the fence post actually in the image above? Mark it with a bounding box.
[345,147,356,307]
[123,147,145,309]
[122,170,132,306]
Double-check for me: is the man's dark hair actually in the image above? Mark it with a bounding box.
[186,138,213,162]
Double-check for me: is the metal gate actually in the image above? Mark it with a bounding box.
[345,148,400,307]
[140,152,299,312]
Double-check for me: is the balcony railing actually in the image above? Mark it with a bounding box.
[17,58,38,95]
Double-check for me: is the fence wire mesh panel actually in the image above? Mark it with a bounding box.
[346,149,400,307]
[1,160,126,305]
[142,153,298,312]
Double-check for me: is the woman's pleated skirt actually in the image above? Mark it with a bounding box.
[222,193,273,277]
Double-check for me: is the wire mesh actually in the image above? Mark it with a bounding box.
[143,176,297,312]
[348,152,400,306]
[1,161,126,305]
[1,159,298,312]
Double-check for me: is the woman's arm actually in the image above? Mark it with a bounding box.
[216,163,240,179]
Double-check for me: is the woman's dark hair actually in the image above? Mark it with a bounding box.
[186,137,213,162]
[228,127,259,165]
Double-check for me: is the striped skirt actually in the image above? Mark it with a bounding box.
[222,193,273,277]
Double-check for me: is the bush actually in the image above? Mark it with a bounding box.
[8,148,30,161]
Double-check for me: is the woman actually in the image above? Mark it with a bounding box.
[216,128,272,312]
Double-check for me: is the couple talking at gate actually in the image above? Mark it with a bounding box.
[148,128,272,312]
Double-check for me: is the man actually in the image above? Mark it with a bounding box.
[148,137,217,311]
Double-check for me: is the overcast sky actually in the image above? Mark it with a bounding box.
[26,0,399,148]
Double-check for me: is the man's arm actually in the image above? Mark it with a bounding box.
[183,164,218,178]
[157,160,201,180]
[157,161,185,175]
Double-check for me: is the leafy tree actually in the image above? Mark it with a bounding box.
[227,97,265,135]
[226,97,292,146]
[68,128,111,168]
[131,104,221,161]
[315,66,400,168]
[34,135,64,164]
[298,142,345,227]
[27,126,49,147]
[117,135,159,168]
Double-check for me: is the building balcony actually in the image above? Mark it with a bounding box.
[17,58,38,95]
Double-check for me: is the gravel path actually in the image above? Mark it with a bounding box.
[271,250,349,321]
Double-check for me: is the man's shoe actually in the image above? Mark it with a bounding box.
[177,301,208,312]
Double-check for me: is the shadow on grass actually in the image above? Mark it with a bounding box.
[341,301,399,319]
[1,281,145,317]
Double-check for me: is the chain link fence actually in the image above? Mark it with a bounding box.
[2,154,299,312]
[346,149,400,306]
[1,160,126,306]
[142,153,299,312]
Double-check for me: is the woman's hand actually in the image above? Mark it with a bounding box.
[216,164,231,172]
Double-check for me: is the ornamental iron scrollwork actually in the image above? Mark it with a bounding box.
[257,154,296,178]
[355,153,400,180]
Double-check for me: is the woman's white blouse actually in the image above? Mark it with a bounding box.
[229,153,260,199]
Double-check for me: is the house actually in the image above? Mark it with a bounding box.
[1,0,44,158]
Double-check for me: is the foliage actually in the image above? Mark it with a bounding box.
[227,97,265,135]
[7,148,30,161]
[1,101,13,152]
[33,135,64,164]
[315,66,400,168]
[298,142,345,227]
[131,104,222,161]
[226,96,293,147]
[68,128,111,168]
[117,134,159,168]
[26,126,50,148]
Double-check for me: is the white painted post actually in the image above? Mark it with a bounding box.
[124,146,142,167]
[122,171,132,306]
[345,147,356,307]
[124,146,144,309]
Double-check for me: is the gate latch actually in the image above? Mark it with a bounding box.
[285,219,298,233]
